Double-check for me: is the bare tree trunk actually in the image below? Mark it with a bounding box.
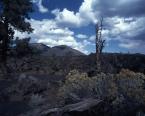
[96,24,101,72]
[95,17,104,73]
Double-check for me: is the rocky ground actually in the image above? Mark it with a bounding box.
[0,47,145,116]
[0,69,145,116]
[0,73,64,116]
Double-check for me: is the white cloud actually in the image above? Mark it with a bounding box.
[16,0,145,54]
[32,0,48,13]
[79,0,98,23]
[119,43,138,49]
[86,16,145,51]
[52,8,84,27]
[100,16,145,49]
[119,40,140,49]
[106,16,145,37]
[89,35,95,41]
[83,40,92,46]
[52,0,98,27]
[118,0,140,5]
[14,19,89,54]
[76,34,88,39]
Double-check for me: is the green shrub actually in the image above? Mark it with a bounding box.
[92,73,118,99]
[59,69,145,105]
[59,70,94,100]
[117,69,145,104]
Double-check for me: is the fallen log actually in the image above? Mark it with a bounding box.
[41,98,103,116]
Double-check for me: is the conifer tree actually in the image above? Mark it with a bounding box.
[0,0,33,72]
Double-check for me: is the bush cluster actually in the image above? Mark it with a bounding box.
[59,69,145,105]
[59,70,94,101]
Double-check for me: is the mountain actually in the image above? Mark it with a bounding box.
[30,43,85,56]
[43,45,85,56]
[30,43,50,52]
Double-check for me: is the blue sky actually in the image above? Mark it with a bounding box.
[15,0,145,54]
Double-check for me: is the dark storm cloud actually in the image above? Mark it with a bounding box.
[131,30,145,41]
[93,0,145,18]
[91,0,145,52]
[116,0,145,17]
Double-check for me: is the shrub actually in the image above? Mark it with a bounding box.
[59,70,94,102]
[59,69,145,105]
[92,73,118,99]
[117,69,145,104]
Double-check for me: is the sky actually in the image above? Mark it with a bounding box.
[15,0,145,54]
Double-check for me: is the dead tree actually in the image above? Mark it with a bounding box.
[95,17,105,72]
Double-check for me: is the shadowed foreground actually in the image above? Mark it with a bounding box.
[0,69,145,116]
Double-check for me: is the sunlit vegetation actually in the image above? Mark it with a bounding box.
[59,69,145,106]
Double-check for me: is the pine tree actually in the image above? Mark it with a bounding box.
[0,0,33,73]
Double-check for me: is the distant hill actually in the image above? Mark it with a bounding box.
[8,42,145,74]
[29,43,85,56]
[29,43,50,52]
[7,46,145,75]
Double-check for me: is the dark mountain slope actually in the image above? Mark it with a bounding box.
[29,43,85,56]
[42,45,85,56]
[29,43,50,52]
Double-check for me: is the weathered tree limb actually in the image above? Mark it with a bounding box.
[41,98,102,116]
[95,17,105,72]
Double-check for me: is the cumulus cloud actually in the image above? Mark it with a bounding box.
[52,0,145,27]
[89,35,95,41]
[108,17,145,37]
[32,0,48,13]
[98,0,145,18]
[18,0,145,54]
[51,0,98,27]
[119,39,140,49]
[103,16,145,48]
[14,19,89,54]
[52,8,83,27]
[83,40,93,46]
[51,0,145,51]
[76,34,88,39]
[87,16,145,52]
